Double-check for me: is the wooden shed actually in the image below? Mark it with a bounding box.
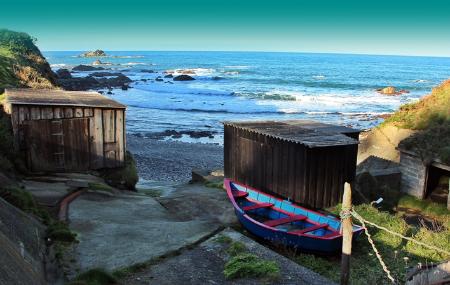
[224,120,360,208]
[3,88,126,172]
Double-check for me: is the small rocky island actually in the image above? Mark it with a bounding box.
[80,49,107,57]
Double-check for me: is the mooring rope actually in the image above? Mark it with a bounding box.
[340,207,450,284]
[351,210,450,256]
[350,210,397,283]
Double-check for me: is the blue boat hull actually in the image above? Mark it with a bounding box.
[225,179,363,254]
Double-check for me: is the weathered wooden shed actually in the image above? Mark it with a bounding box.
[3,88,126,172]
[224,120,360,208]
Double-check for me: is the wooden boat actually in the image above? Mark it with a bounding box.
[225,179,364,254]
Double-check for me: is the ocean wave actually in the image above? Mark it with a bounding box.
[312,75,326,80]
[133,83,233,97]
[111,55,145,58]
[234,91,297,101]
[50,63,67,68]
[126,62,146,66]
[224,65,250,69]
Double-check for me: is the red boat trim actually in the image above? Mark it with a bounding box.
[228,179,340,222]
[242,202,274,211]
[264,214,307,227]
[289,223,328,235]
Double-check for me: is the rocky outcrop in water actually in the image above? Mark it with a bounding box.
[173,75,195,81]
[55,69,72,79]
[72,65,105,71]
[80,49,107,57]
[376,86,409,96]
[58,74,132,91]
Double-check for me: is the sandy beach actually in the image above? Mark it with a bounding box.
[127,134,224,182]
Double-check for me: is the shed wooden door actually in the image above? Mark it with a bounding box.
[24,118,90,172]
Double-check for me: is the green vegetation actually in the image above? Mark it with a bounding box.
[112,262,149,279]
[0,186,51,223]
[47,221,77,243]
[294,204,450,284]
[0,29,56,89]
[70,268,116,285]
[100,151,139,190]
[224,253,280,280]
[205,180,224,189]
[382,79,450,164]
[383,80,450,130]
[398,195,450,227]
[213,234,233,244]
[226,241,247,256]
[142,189,163,197]
[88,182,114,193]
[222,240,280,280]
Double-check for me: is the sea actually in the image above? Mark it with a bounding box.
[44,51,450,144]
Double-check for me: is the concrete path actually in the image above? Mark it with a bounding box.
[122,228,336,285]
[68,183,237,273]
[23,173,105,207]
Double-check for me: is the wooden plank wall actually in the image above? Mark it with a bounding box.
[9,105,125,171]
[224,125,358,208]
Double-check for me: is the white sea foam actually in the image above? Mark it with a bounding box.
[126,62,146,66]
[50,63,67,68]
[224,65,250,69]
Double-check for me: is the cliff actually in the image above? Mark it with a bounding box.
[0,29,57,90]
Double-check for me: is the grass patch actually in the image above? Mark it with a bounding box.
[223,253,280,280]
[221,240,280,280]
[381,79,450,163]
[205,180,224,189]
[88,182,114,193]
[398,194,450,227]
[70,268,116,285]
[47,221,77,243]
[226,241,248,257]
[213,234,233,244]
[382,79,450,130]
[100,151,138,190]
[140,188,163,197]
[112,262,149,279]
[295,204,450,284]
[0,186,51,223]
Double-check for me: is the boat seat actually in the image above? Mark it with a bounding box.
[290,223,328,235]
[264,214,307,227]
[320,231,340,238]
[232,190,249,199]
[242,202,274,211]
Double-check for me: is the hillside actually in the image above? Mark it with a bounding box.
[358,79,450,164]
[0,29,57,90]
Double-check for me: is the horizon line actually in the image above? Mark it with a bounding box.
[40,49,450,59]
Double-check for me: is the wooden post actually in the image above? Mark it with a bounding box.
[341,182,352,285]
[447,177,450,211]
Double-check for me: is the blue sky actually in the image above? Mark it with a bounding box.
[1,0,450,56]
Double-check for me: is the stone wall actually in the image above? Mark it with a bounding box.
[399,151,426,198]
[0,197,47,285]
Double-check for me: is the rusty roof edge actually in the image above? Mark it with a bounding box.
[223,122,358,147]
[5,88,127,109]
[6,101,127,109]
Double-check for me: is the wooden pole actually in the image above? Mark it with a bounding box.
[341,182,352,285]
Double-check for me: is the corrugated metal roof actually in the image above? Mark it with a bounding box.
[5,88,126,109]
[223,120,359,147]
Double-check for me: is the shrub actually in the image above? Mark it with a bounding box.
[100,151,138,190]
[47,221,77,243]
